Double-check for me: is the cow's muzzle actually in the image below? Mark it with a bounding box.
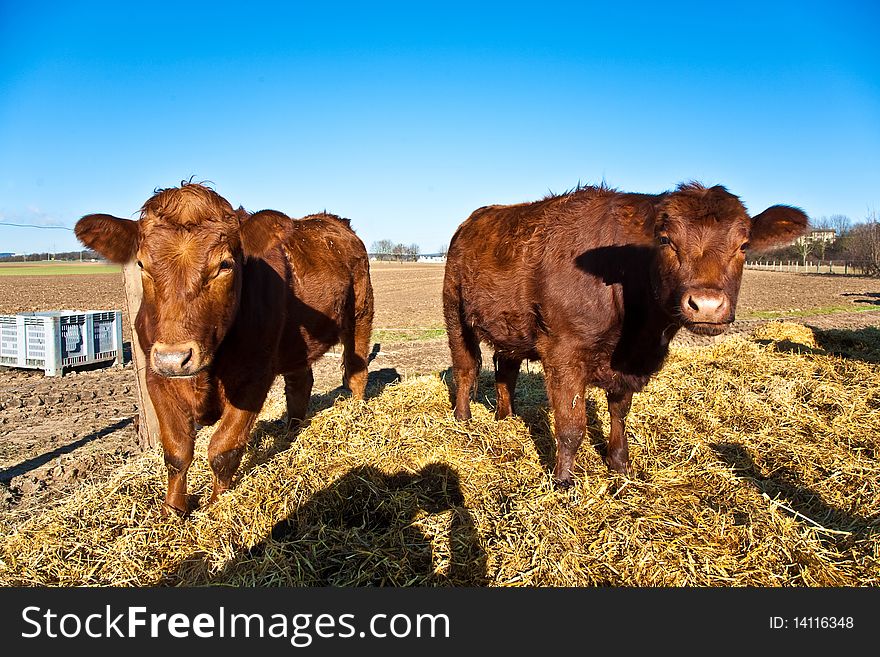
[683,321,732,336]
[151,341,204,377]
[678,288,734,336]
[680,289,732,325]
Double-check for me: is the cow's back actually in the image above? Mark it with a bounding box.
[444,202,550,357]
[279,213,373,370]
[445,188,660,362]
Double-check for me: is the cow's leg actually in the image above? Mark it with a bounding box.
[151,387,196,515]
[494,355,522,420]
[206,405,260,504]
[284,368,314,430]
[544,363,588,488]
[447,320,481,421]
[343,313,372,400]
[605,390,634,475]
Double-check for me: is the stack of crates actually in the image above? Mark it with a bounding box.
[0,310,124,377]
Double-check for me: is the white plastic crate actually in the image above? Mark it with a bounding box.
[0,310,124,376]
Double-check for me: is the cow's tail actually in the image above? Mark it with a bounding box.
[442,264,482,401]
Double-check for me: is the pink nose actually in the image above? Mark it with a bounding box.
[151,342,201,376]
[681,289,729,324]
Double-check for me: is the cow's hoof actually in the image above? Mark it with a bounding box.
[207,486,230,506]
[284,418,304,435]
[161,494,199,518]
[553,477,575,491]
[605,457,632,476]
[161,502,189,518]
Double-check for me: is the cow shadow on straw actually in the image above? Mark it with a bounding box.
[754,325,880,365]
[238,366,402,476]
[710,442,878,547]
[809,326,880,365]
[175,463,488,586]
[318,362,402,403]
[441,366,606,476]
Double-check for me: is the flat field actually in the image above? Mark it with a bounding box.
[1,263,878,574]
[0,261,120,277]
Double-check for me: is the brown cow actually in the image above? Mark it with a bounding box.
[443,182,808,486]
[75,183,374,514]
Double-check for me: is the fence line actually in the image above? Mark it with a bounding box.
[745,260,872,275]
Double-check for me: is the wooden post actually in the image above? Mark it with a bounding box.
[122,261,160,450]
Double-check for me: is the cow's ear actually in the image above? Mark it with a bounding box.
[240,209,290,258]
[74,214,139,263]
[749,205,809,251]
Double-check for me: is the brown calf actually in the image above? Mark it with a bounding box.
[75,183,374,514]
[443,182,808,485]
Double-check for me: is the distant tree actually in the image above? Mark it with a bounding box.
[809,218,831,261]
[0,249,98,263]
[438,244,448,257]
[847,211,880,276]
[368,240,420,262]
[370,239,394,261]
[829,214,852,238]
[824,214,852,260]
[793,234,814,266]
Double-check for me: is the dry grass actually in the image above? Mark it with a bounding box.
[0,322,877,587]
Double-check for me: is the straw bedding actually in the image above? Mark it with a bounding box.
[0,321,877,586]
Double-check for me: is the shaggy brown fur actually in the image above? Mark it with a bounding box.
[75,183,374,514]
[443,182,808,485]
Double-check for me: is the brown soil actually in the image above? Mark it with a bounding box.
[736,269,880,316]
[0,273,130,334]
[1,265,878,528]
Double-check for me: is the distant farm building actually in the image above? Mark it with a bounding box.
[795,229,836,246]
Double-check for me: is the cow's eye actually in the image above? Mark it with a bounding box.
[217,259,234,274]
[740,241,750,252]
[137,260,153,279]
[658,236,671,246]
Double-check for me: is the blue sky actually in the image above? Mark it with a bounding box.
[1,1,878,255]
